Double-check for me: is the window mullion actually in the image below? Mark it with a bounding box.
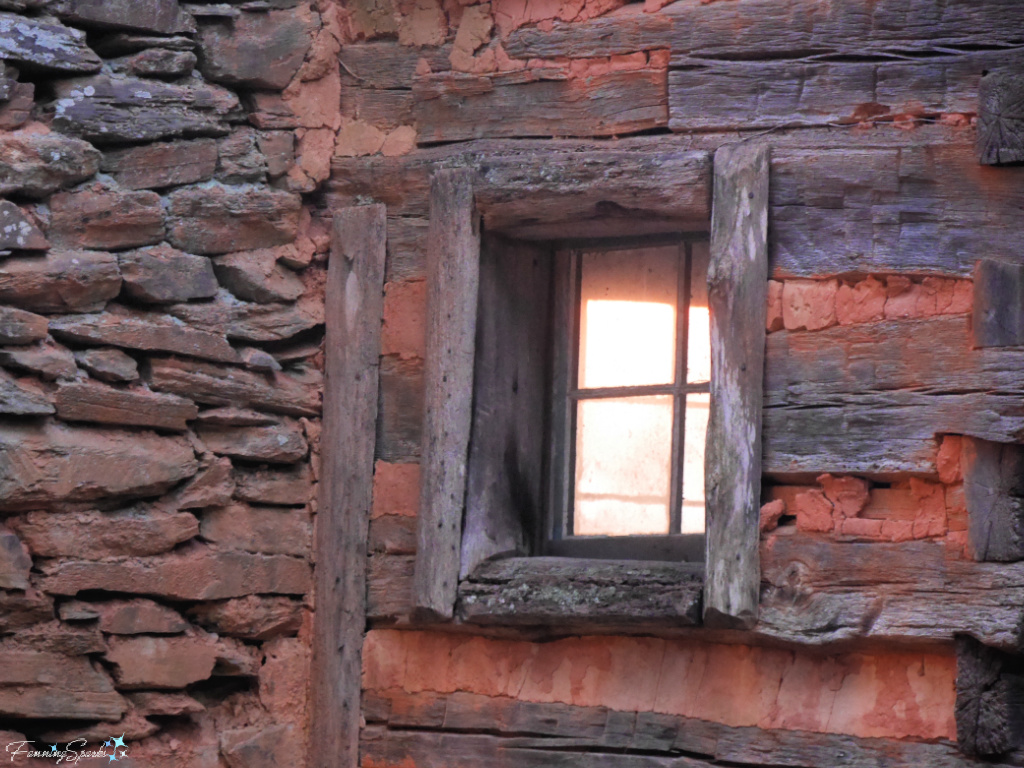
[668,242,691,535]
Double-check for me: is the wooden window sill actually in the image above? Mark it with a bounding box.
[457,556,703,630]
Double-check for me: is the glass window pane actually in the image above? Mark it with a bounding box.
[681,392,709,533]
[573,395,673,536]
[577,247,679,389]
[687,242,711,385]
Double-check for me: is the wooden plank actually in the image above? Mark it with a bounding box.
[309,204,386,768]
[704,141,769,629]
[385,216,427,282]
[978,69,1024,165]
[669,49,1024,132]
[663,0,1024,66]
[770,144,1024,278]
[413,168,480,621]
[340,42,451,89]
[369,514,417,555]
[956,635,1024,756]
[341,85,414,131]
[973,259,1024,347]
[376,355,422,462]
[460,235,552,577]
[963,438,1024,563]
[368,553,414,622]
[458,557,703,628]
[504,13,674,59]
[760,533,1024,649]
[476,149,711,237]
[412,70,667,143]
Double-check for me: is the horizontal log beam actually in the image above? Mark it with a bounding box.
[664,0,1024,65]
[326,135,1024,278]
[669,49,1024,132]
[412,70,667,143]
[458,557,703,628]
[363,689,1017,767]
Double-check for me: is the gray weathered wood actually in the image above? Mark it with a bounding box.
[476,149,711,238]
[770,144,1024,278]
[369,515,417,555]
[978,70,1024,166]
[368,554,415,623]
[664,0,1024,66]
[504,14,673,60]
[376,356,423,462]
[412,70,667,143]
[670,49,1024,132]
[458,557,703,628]
[461,236,552,578]
[704,141,768,629]
[327,134,1024,279]
[310,204,386,768]
[963,438,1024,563]
[973,259,1024,348]
[413,168,480,621]
[340,42,451,89]
[956,635,1024,756]
[760,533,1024,650]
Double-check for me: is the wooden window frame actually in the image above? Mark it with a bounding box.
[412,141,769,631]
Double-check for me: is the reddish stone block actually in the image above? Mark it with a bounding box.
[381,280,426,359]
[818,473,870,522]
[782,279,837,331]
[936,435,963,484]
[0,526,31,590]
[166,185,302,255]
[60,598,189,635]
[766,279,783,332]
[13,506,198,559]
[0,650,126,721]
[0,200,47,250]
[55,380,198,431]
[0,129,101,198]
[212,249,304,304]
[74,347,138,382]
[946,484,968,532]
[836,276,885,325]
[0,306,48,345]
[372,462,420,518]
[910,477,947,538]
[107,633,219,689]
[165,456,235,510]
[839,516,883,539]
[50,189,165,250]
[759,499,785,533]
[793,489,833,532]
[196,421,308,464]
[119,244,218,304]
[101,139,218,190]
[189,595,303,640]
[0,250,121,313]
[0,339,77,381]
[881,519,915,542]
[233,463,314,506]
[199,503,312,558]
[0,422,197,509]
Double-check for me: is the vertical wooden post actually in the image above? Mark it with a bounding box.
[310,204,387,768]
[414,168,480,621]
[704,141,769,629]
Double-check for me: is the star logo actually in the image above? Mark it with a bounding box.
[104,739,112,747]
[49,745,57,753]
[111,734,126,750]
[107,752,118,763]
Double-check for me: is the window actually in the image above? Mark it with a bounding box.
[413,141,768,631]
[546,241,710,561]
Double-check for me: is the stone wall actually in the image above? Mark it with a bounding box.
[0,0,345,763]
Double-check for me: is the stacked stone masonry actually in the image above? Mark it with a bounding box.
[0,0,332,763]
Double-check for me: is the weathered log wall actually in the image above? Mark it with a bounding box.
[335,0,1024,765]
[0,0,341,762]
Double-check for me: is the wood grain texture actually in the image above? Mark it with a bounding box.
[663,0,1024,65]
[414,168,480,621]
[760,533,1024,650]
[458,557,703,628]
[310,204,386,768]
[504,14,673,60]
[963,438,1024,563]
[669,49,1024,132]
[476,149,710,238]
[770,144,1024,278]
[363,690,1018,767]
[764,316,1024,477]
[973,259,1024,348]
[704,141,769,629]
[376,355,423,462]
[412,70,667,143]
[460,236,551,578]
[978,69,1024,166]
[956,635,1024,756]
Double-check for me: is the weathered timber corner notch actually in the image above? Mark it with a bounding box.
[978,70,1024,166]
